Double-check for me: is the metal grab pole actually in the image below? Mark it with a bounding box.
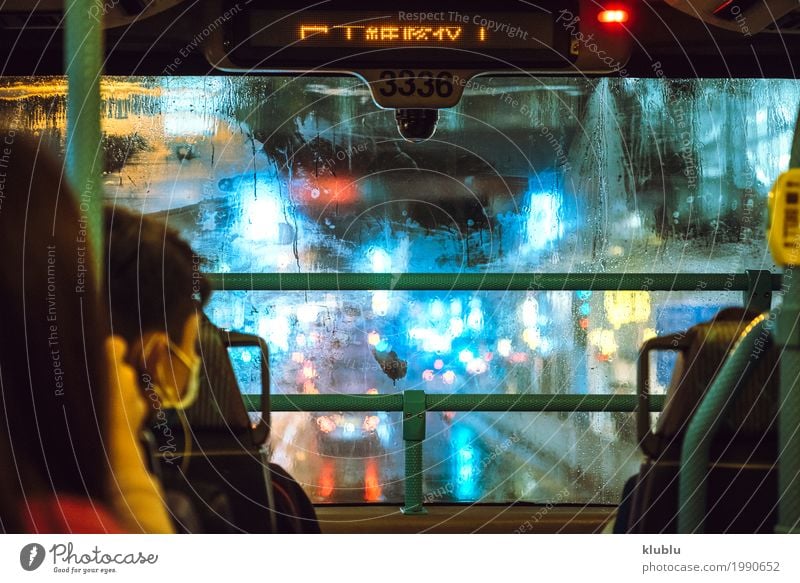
[65,0,104,279]
[205,272,782,292]
[401,390,427,514]
[254,393,666,413]
[775,110,800,534]
[777,268,800,533]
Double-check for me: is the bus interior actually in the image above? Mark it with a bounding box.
[1,0,800,535]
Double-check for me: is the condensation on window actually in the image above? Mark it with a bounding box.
[2,76,797,274]
[1,76,796,504]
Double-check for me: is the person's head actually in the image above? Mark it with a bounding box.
[0,133,111,529]
[104,206,211,409]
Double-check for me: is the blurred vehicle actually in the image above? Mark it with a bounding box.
[312,411,390,458]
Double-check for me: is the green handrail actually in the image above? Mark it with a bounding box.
[677,315,769,534]
[206,272,782,292]
[245,393,665,413]
[65,0,104,277]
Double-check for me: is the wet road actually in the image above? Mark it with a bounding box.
[266,407,636,505]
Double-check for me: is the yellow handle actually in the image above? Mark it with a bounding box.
[768,169,800,266]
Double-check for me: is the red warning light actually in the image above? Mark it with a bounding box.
[598,9,630,24]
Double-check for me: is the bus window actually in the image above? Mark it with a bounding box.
[1,75,798,505]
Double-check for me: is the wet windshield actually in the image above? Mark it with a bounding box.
[2,75,798,504]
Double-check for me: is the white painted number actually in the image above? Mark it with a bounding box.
[378,70,454,99]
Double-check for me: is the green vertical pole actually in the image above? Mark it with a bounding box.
[65,0,104,278]
[744,269,773,314]
[776,270,800,534]
[401,390,427,514]
[776,112,800,534]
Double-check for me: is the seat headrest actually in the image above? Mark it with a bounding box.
[184,314,254,435]
[652,307,778,451]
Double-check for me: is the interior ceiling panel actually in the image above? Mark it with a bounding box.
[0,0,186,28]
[665,0,799,34]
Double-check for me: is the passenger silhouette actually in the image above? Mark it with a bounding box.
[0,133,122,533]
[104,205,211,532]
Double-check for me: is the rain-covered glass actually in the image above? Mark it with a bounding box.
[1,76,797,504]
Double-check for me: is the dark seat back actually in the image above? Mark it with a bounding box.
[154,314,318,533]
[154,314,274,532]
[188,321,270,446]
[619,307,779,533]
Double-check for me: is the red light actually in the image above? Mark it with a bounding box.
[364,459,382,502]
[319,461,334,498]
[579,317,590,330]
[598,9,630,24]
[293,176,359,205]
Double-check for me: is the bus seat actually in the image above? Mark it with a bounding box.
[153,314,318,533]
[270,463,322,534]
[618,307,779,533]
[152,314,274,532]
[188,320,270,448]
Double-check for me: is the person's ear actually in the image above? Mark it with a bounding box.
[138,332,183,406]
[105,336,147,427]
